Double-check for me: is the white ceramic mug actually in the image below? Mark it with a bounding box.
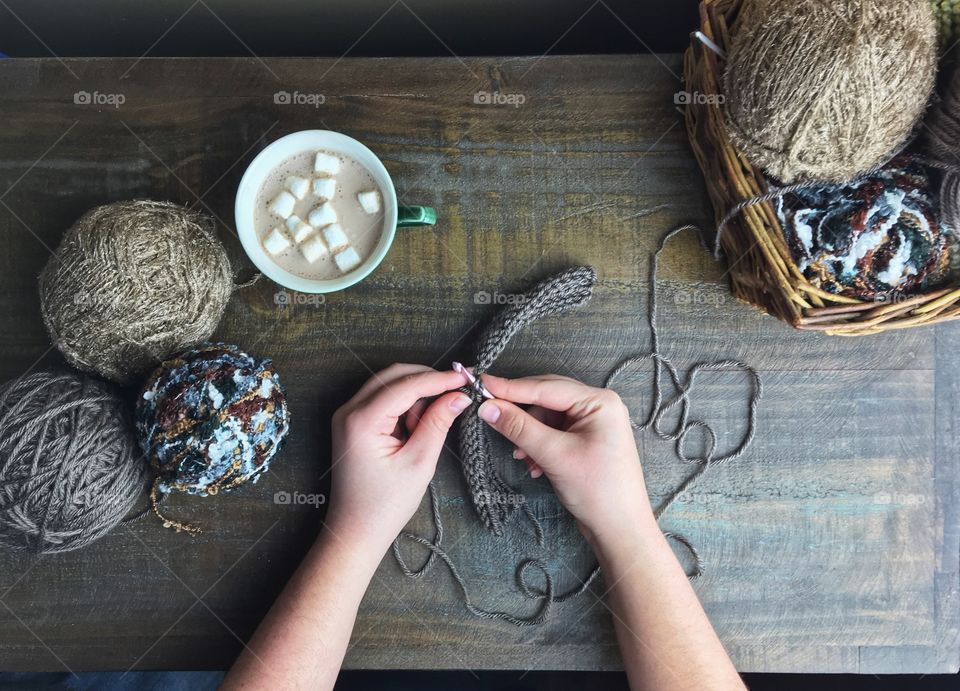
[235,130,436,294]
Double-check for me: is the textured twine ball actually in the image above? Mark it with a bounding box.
[0,371,146,553]
[39,200,233,385]
[136,344,289,533]
[777,156,950,300]
[723,0,937,183]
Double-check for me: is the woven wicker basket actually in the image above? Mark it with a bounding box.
[684,0,960,335]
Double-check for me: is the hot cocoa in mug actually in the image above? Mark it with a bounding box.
[236,130,436,294]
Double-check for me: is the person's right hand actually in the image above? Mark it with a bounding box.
[477,374,656,547]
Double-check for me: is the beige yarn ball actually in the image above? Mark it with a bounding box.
[722,0,937,183]
[39,200,232,384]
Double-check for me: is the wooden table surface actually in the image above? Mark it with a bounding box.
[0,55,957,675]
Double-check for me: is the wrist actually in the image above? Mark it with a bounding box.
[320,512,395,570]
[587,505,662,568]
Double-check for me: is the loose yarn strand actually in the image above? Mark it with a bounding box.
[392,483,444,579]
[712,160,894,260]
[607,224,762,577]
[233,271,263,291]
[393,485,556,627]
[392,226,761,622]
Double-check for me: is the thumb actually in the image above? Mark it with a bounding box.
[404,391,472,463]
[477,399,568,471]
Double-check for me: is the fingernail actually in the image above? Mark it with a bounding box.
[449,393,471,414]
[478,400,501,423]
[530,467,544,479]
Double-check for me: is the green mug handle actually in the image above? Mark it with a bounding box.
[397,205,437,227]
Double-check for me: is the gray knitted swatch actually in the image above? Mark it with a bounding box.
[459,266,598,536]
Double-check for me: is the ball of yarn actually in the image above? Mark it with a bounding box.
[0,371,146,553]
[930,0,960,52]
[923,64,960,238]
[136,344,289,502]
[39,200,233,385]
[777,156,950,300]
[723,0,937,183]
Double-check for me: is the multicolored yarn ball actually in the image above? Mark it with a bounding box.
[136,344,289,534]
[777,156,951,300]
[39,200,233,384]
[0,371,146,553]
[723,0,937,183]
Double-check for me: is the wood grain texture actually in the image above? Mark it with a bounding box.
[0,55,954,674]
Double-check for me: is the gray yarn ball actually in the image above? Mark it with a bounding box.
[0,371,146,553]
[39,200,233,384]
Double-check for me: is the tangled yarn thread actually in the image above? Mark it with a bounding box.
[0,371,146,553]
[393,226,762,626]
[39,200,233,384]
[723,0,936,184]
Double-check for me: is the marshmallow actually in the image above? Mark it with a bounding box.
[263,227,291,255]
[284,214,303,232]
[269,190,297,219]
[312,177,336,201]
[292,221,314,243]
[322,223,349,252]
[308,202,337,228]
[334,246,362,273]
[284,175,310,200]
[314,152,341,176]
[285,215,314,243]
[300,234,328,264]
[357,190,381,214]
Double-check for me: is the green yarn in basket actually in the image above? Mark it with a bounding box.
[931,0,960,52]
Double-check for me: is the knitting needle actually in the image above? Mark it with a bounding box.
[451,361,494,400]
[453,361,544,478]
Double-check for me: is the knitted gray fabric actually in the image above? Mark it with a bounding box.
[393,266,599,627]
[459,266,598,536]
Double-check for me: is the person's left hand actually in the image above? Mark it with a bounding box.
[324,364,470,553]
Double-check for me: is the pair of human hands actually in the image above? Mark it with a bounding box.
[324,363,653,554]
